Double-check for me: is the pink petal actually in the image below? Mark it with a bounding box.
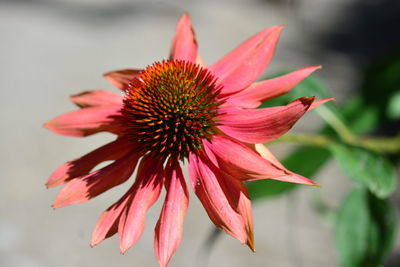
[209,26,284,96]
[52,151,140,208]
[203,135,288,181]
[217,96,314,144]
[189,153,247,244]
[103,69,141,91]
[225,66,321,108]
[46,136,132,188]
[253,143,284,168]
[309,97,335,110]
[43,105,123,137]
[204,135,316,186]
[253,143,317,185]
[154,161,189,267]
[118,156,163,253]
[215,169,255,251]
[70,90,123,108]
[169,13,198,63]
[91,189,132,247]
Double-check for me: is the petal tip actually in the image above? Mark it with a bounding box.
[277,24,287,30]
[246,237,256,252]
[69,93,77,101]
[119,247,128,255]
[90,236,101,247]
[43,122,51,129]
[43,120,65,136]
[157,260,168,267]
[52,198,68,209]
[102,71,114,82]
[304,179,319,186]
[308,65,322,71]
[180,12,190,19]
[271,25,286,36]
[102,71,112,78]
[267,25,285,41]
[309,97,335,111]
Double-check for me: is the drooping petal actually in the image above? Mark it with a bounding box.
[217,97,314,144]
[225,66,321,108]
[91,189,132,246]
[44,105,123,137]
[209,26,284,96]
[189,152,247,244]
[205,136,316,185]
[203,135,288,181]
[253,143,317,185]
[52,151,141,208]
[169,13,198,63]
[103,69,141,91]
[118,156,163,254]
[70,90,123,108]
[214,169,255,251]
[46,136,132,188]
[154,161,189,267]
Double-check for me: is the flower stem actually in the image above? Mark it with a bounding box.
[274,133,331,148]
[314,105,356,143]
[274,133,400,154]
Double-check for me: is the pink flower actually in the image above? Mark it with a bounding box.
[44,14,332,267]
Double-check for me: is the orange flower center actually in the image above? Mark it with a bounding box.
[122,60,222,161]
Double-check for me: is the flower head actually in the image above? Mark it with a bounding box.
[122,60,222,161]
[44,14,332,267]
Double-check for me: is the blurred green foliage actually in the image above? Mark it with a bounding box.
[247,48,400,266]
[330,144,396,198]
[335,188,397,267]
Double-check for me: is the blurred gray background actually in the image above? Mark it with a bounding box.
[1,0,399,266]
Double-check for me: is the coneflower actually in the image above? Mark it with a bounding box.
[44,13,332,267]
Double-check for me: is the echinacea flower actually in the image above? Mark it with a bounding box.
[44,14,332,267]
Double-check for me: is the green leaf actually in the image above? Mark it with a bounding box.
[340,96,379,135]
[365,192,397,265]
[387,90,400,119]
[335,188,398,267]
[247,179,297,200]
[335,187,369,267]
[329,144,396,198]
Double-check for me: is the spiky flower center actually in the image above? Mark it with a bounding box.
[122,60,222,161]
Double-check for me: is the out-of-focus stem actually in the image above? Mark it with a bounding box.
[314,105,356,143]
[275,133,400,154]
[274,133,331,147]
[352,135,400,154]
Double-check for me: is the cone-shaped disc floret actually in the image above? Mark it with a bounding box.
[122,60,222,161]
